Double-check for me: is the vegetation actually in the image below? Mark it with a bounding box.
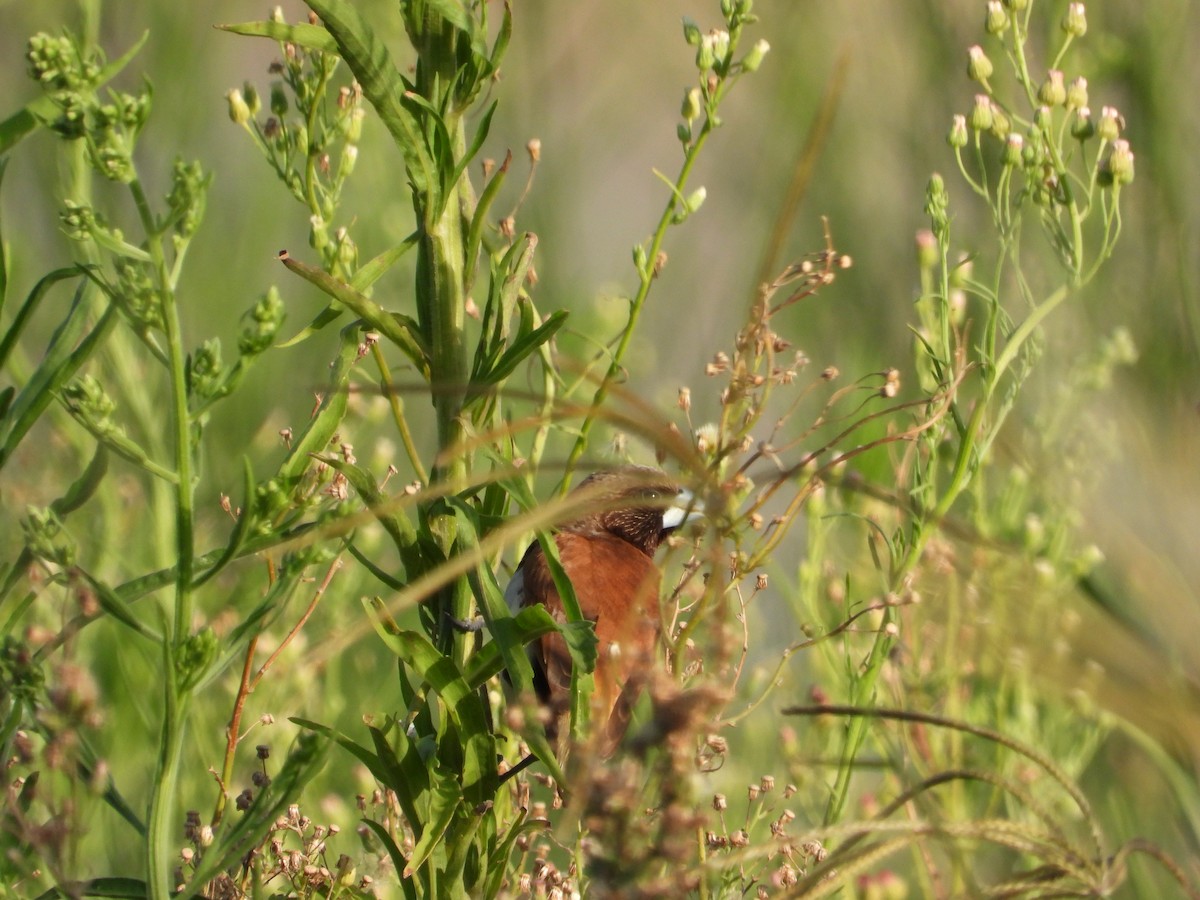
[1,0,1198,897]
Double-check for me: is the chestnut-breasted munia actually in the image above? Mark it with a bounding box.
[505,466,698,754]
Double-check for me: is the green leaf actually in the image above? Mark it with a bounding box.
[351,232,420,291]
[449,100,496,192]
[77,570,159,640]
[277,232,418,348]
[279,251,430,377]
[536,531,597,740]
[360,819,418,900]
[276,324,357,483]
[423,0,475,36]
[474,309,567,389]
[215,20,338,54]
[322,456,421,568]
[0,267,84,375]
[50,445,109,516]
[362,606,497,802]
[464,150,510,286]
[0,293,118,473]
[403,761,462,878]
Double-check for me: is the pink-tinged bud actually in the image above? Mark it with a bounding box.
[967,46,993,83]
[1066,76,1088,110]
[1097,105,1122,141]
[968,94,993,131]
[1033,105,1053,130]
[1038,70,1066,107]
[985,1,1009,34]
[1071,106,1095,140]
[948,114,968,148]
[915,229,938,270]
[1061,2,1087,37]
[1002,133,1024,168]
[1106,139,1135,185]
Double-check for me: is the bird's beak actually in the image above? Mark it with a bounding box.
[661,488,703,530]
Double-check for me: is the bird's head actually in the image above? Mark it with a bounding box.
[563,465,701,556]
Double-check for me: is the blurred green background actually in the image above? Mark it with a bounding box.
[3,0,1200,890]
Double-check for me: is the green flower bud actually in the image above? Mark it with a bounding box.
[243,81,261,118]
[683,186,707,215]
[60,200,98,241]
[1002,133,1024,168]
[1070,106,1095,140]
[270,81,288,117]
[21,507,76,567]
[968,94,993,131]
[335,227,358,271]
[741,39,770,73]
[338,143,358,178]
[966,45,993,84]
[346,107,365,144]
[1097,105,1122,141]
[1065,76,1088,110]
[677,122,692,143]
[682,16,702,46]
[167,159,210,238]
[270,6,286,24]
[1003,0,1029,11]
[989,104,1011,140]
[239,287,286,356]
[681,86,702,123]
[925,172,949,237]
[711,30,731,66]
[1033,105,1053,130]
[226,88,251,124]
[1038,70,1066,107]
[1021,139,1040,169]
[189,338,225,400]
[114,258,162,330]
[93,136,135,183]
[985,1,1010,34]
[947,114,969,148]
[61,375,118,436]
[1106,139,1135,185]
[178,628,219,691]
[1061,2,1087,37]
[632,243,649,272]
[309,214,329,251]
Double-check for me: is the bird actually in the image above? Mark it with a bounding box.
[504,465,699,757]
